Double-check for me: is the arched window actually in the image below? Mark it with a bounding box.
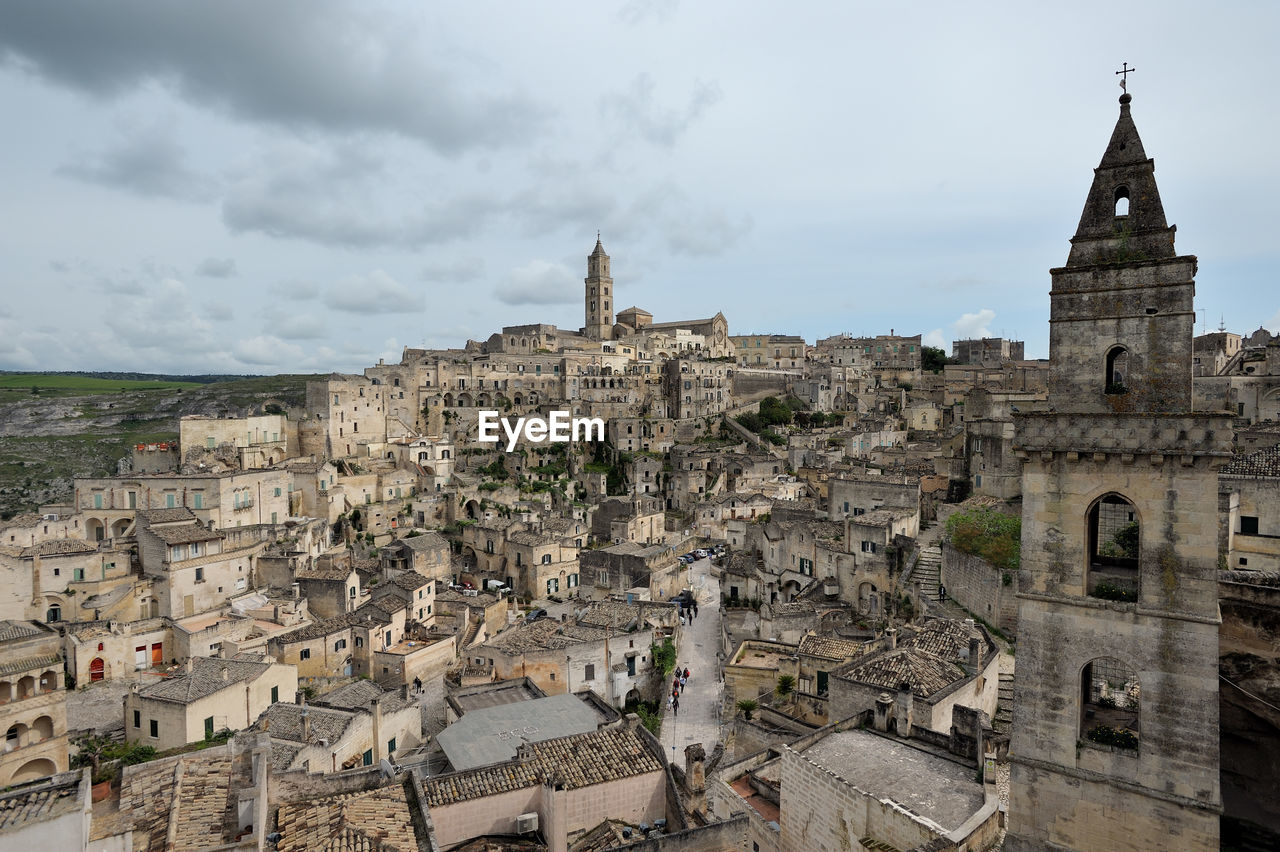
[1081,657,1139,750]
[1114,185,1130,216]
[45,604,61,623]
[1104,346,1129,394]
[1087,494,1139,601]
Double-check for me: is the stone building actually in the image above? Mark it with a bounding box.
[123,655,297,751]
[0,620,69,785]
[951,337,1026,366]
[1219,443,1280,572]
[1005,92,1227,851]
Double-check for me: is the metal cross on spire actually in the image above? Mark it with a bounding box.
[1116,62,1136,93]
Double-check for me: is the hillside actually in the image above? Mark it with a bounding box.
[0,374,319,519]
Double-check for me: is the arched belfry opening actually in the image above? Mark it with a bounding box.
[1086,493,1139,601]
[1104,345,1129,394]
[1114,185,1130,216]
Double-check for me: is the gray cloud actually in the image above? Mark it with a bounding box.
[421,257,484,283]
[0,1,548,155]
[601,73,721,147]
[325,270,422,314]
[495,259,579,306]
[58,125,215,201]
[195,257,237,278]
[618,0,680,25]
[222,142,499,248]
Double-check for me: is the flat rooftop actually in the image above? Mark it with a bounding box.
[437,692,607,771]
[800,729,984,832]
[450,679,544,714]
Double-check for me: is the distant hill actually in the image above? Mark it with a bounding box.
[0,373,322,518]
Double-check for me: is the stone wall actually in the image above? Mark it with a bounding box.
[940,541,1017,636]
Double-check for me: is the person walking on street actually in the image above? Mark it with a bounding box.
[679,674,686,691]
[684,666,691,681]
[672,694,680,716]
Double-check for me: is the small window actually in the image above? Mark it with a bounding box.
[271,685,279,703]
[300,648,311,660]
[1240,516,1260,536]
[133,710,141,728]
[150,719,159,738]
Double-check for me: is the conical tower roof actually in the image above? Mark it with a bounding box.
[1065,94,1176,267]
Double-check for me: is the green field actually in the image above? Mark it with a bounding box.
[0,374,203,394]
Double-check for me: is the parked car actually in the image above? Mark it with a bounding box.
[695,549,708,559]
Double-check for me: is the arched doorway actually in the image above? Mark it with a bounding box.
[89,657,106,682]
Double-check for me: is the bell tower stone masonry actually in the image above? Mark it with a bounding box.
[1005,91,1228,851]
[585,236,614,341]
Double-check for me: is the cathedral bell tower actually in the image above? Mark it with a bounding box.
[1005,90,1228,851]
[585,236,614,341]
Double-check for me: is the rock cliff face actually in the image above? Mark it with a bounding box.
[0,375,313,518]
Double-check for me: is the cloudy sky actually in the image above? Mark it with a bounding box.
[2,2,1277,374]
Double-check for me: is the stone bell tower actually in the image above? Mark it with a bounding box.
[585,236,613,341]
[1004,89,1228,851]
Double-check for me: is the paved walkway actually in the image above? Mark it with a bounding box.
[659,557,724,771]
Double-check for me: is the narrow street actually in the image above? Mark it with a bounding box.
[659,556,723,771]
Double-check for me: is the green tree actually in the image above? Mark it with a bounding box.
[922,346,950,373]
[736,699,759,720]
[775,674,796,698]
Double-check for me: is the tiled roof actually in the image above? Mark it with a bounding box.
[315,679,384,709]
[0,769,84,831]
[387,572,430,591]
[508,531,554,547]
[1222,444,1280,478]
[257,703,353,745]
[906,619,979,663]
[145,522,223,545]
[275,779,420,852]
[397,531,447,551]
[0,653,62,678]
[296,565,354,582]
[275,615,358,643]
[423,724,663,807]
[119,751,237,852]
[137,657,272,704]
[836,647,966,698]
[797,634,869,662]
[0,620,46,643]
[20,538,99,557]
[137,507,198,525]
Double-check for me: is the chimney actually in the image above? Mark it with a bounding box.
[371,695,383,763]
[886,628,897,650]
[874,692,893,733]
[221,666,229,682]
[969,636,982,671]
[684,743,707,815]
[292,582,300,600]
[895,684,914,738]
[184,658,194,675]
[625,712,641,730]
[301,708,311,741]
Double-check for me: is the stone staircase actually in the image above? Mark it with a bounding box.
[859,838,902,852]
[994,672,1015,734]
[913,546,942,606]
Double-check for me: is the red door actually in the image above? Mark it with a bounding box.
[89,658,105,682]
[151,643,163,666]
